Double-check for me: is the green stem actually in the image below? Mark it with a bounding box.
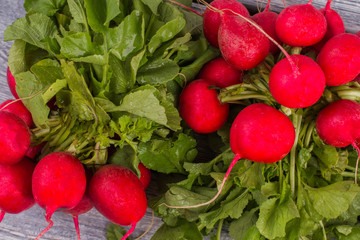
[220,94,270,103]
[101,33,109,87]
[319,220,327,240]
[216,219,224,240]
[279,160,283,193]
[290,111,302,198]
[341,172,360,179]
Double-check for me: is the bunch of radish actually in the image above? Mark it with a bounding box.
[0,75,150,239]
[176,0,360,209]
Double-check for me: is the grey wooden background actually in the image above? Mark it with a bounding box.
[0,0,359,239]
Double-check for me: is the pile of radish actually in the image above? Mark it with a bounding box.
[1,0,360,239]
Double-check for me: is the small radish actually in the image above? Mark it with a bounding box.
[0,99,34,127]
[198,57,243,88]
[357,31,360,37]
[317,33,360,86]
[275,2,327,47]
[7,67,19,99]
[138,163,151,189]
[316,99,360,183]
[218,13,270,70]
[0,157,35,223]
[0,111,31,165]
[26,142,46,159]
[63,169,93,240]
[203,0,250,47]
[179,79,229,133]
[251,0,282,54]
[89,164,147,240]
[32,152,86,240]
[269,54,326,108]
[167,103,295,209]
[313,0,345,52]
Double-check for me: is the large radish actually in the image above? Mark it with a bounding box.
[316,99,360,183]
[0,157,35,223]
[203,0,250,47]
[32,152,86,240]
[317,33,360,86]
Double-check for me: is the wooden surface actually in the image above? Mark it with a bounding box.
[0,0,359,239]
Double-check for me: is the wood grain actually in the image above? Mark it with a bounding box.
[0,0,359,239]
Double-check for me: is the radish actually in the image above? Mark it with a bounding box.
[179,79,229,133]
[357,31,360,37]
[0,99,34,127]
[251,0,282,54]
[32,152,86,240]
[138,162,151,189]
[63,169,93,240]
[202,0,250,47]
[0,111,31,165]
[315,99,360,183]
[7,67,19,99]
[275,2,327,47]
[89,164,147,240]
[198,57,243,88]
[0,157,35,223]
[313,0,345,52]
[218,13,270,70]
[25,142,45,159]
[167,103,295,209]
[269,54,326,108]
[317,33,360,86]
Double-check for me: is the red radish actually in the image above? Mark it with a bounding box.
[316,99,360,183]
[269,54,326,108]
[0,157,35,223]
[218,13,270,70]
[0,111,31,165]
[167,103,295,209]
[313,0,345,52]
[7,67,19,99]
[317,33,360,86]
[179,79,229,133]
[32,152,86,240]
[198,57,243,88]
[63,170,93,240]
[138,163,151,189]
[26,142,46,159]
[251,0,282,54]
[89,165,147,240]
[203,0,250,47]
[357,31,360,37]
[275,3,327,47]
[0,99,34,127]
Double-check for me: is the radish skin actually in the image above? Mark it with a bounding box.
[203,0,250,47]
[7,67,19,99]
[0,99,34,127]
[0,157,35,223]
[32,152,86,240]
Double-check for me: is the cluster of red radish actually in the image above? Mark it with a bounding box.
[177,0,360,208]
[0,69,151,239]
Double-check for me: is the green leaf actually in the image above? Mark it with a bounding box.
[61,32,96,59]
[313,144,338,168]
[137,58,179,85]
[229,209,259,240]
[138,133,197,174]
[30,59,64,85]
[85,0,120,32]
[148,17,186,54]
[42,79,67,103]
[15,71,50,127]
[24,0,66,16]
[106,223,132,240]
[108,10,145,60]
[235,162,265,189]
[198,188,251,232]
[4,13,58,53]
[151,220,202,240]
[338,226,360,240]
[8,40,27,75]
[165,186,211,210]
[305,181,360,219]
[140,0,162,14]
[256,181,300,239]
[68,0,88,26]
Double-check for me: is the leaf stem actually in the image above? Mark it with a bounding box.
[290,111,302,198]
[319,220,327,240]
[216,219,224,240]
